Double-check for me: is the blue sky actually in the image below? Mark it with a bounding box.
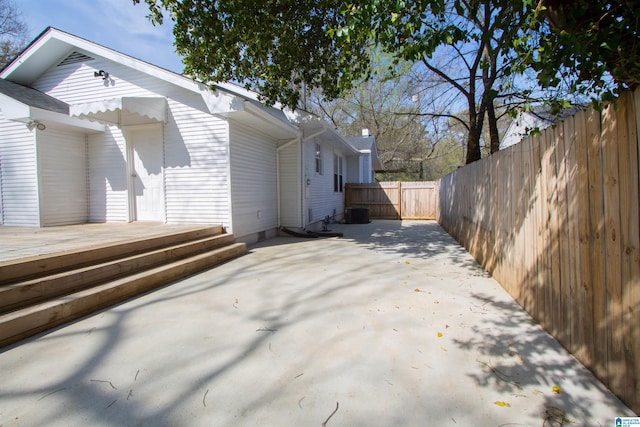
[16,0,184,73]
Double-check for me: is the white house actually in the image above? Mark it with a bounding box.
[346,130,382,184]
[500,105,584,150]
[0,27,376,243]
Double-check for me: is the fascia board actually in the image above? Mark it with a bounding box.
[0,93,30,119]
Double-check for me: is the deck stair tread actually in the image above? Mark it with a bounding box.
[0,225,223,285]
[0,233,237,313]
[0,226,247,348]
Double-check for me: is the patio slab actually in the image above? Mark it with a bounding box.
[0,220,635,426]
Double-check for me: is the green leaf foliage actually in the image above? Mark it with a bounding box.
[133,0,371,109]
[514,0,640,100]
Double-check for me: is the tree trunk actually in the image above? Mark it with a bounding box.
[466,126,482,164]
[487,101,500,154]
[465,103,483,164]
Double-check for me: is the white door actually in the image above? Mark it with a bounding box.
[129,126,165,222]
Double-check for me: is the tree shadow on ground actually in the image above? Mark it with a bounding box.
[337,220,490,274]
[455,291,633,426]
[0,220,632,426]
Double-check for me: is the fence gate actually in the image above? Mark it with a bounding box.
[344,181,437,220]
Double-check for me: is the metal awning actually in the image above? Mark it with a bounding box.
[0,79,104,132]
[70,96,167,127]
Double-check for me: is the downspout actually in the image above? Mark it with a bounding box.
[34,128,43,227]
[276,135,301,228]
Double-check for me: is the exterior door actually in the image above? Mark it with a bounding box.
[128,126,165,222]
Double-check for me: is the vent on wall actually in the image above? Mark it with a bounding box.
[58,51,94,66]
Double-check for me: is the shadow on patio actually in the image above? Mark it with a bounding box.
[0,220,633,426]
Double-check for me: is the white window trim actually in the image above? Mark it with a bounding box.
[315,143,322,175]
[333,153,343,193]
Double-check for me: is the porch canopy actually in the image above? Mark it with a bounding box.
[0,78,104,132]
[70,96,167,127]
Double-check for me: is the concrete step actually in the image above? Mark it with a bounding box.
[0,242,247,348]
[0,233,237,314]
[0,225,224,285]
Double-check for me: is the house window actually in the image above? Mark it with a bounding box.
[334,154,343,192]
[315,144,322,174]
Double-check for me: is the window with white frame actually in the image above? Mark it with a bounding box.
[334,154,343,192]
[315,144,322,174]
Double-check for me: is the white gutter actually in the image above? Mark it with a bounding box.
[276,137,299,152]
[302,128,327,142]
[243,100,300,135]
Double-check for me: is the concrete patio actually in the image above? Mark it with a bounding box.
[0,220,635,426]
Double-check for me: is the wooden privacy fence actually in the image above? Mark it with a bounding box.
[344,181,437,220]
[437,89,640,413]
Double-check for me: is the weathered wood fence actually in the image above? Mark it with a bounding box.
[345,181,437,220]
[437,90,640,413]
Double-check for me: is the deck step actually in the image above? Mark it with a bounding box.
[0,242,247,348]
[0,233,237,314]
[0,225,224,285]
[0,225,247,348]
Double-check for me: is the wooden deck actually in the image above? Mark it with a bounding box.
[0,223,218,262]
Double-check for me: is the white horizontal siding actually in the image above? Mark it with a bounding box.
[346,156,359,184]
[87,128,128,222]
[0,115,40,226]
[38,129,88,226]
[304,138,345,225]
[279,141,301,228]
[164,96,231,226]
[34,52,168,224]
[32,55,175,104]
[229,121,278,237]
[32,54,232,227]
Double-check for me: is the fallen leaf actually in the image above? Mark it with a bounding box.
[414,288,421,292]
[494,401,511,407]
[551,385,561,394]
[437,332,443,338]
[510,351,526,365]
[405,261,410,265]
[440,346,447,352]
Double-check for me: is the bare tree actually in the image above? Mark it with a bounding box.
[0,0,28,69]
[308,57,465,181]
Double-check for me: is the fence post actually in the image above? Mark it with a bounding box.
[397,181,402,219]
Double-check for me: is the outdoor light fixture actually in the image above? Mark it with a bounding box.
[26,120,46,131]
[94,69,109,80]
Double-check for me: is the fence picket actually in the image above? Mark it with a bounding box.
[436,89,640,413]
[345,182,437,220]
